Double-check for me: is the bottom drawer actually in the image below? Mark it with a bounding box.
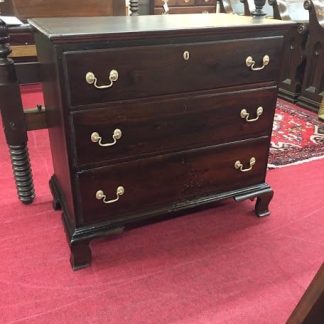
[76,138,270,225]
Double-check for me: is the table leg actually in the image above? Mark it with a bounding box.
[0,20,35,204]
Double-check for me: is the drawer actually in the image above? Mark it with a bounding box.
[71,86,277,167]
[154,5,215,14]
[64,37,283,107]
[76,137,269,225]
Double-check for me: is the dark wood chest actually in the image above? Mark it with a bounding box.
[29,14,293,269]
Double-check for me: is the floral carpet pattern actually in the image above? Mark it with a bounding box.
[268,99,324,168]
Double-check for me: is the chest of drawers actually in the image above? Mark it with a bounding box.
[29,14,293,270]
[151,0,216,14]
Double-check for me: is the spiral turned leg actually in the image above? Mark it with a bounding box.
[9,144,35,204]
[129,0,139,16]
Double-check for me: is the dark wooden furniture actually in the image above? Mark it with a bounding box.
[269,0,309,103]
[215,0,248,15]
[0,21,35,203]
[27,14,293,269]
[297,0,324,112]
[287,263,324,324]
[0,0,126,60]
[0,0,126,19]
[222,0,274,17]
[0,0,126,204]
[150,0,216,14]
[129,0,140,15]
[245,0,274,17]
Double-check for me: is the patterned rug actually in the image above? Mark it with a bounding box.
[268,99,324,168]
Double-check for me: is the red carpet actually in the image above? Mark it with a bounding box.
[0,86,323,323]
[269,99,324,168]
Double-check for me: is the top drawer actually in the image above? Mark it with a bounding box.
[63,37,283,107]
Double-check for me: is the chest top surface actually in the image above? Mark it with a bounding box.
[28,13,294,43]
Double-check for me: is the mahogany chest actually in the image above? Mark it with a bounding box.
[29,14,293,269]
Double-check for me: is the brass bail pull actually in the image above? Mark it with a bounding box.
[91,129,122,147]
[246,55,270,71]
[86,69,119,89]
[234,157,256,172]
[96,186,125,204]
[240,106,264,122]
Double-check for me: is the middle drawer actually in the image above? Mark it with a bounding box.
[71,86,277,167]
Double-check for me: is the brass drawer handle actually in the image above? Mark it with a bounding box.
[91,129,122,147]
[246,55,270,71]
[85,69,119,89]
[240,106,263,122]
[96,186,125,204]
[234,157,256,172]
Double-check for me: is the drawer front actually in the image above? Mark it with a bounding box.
[71,87,277,167]
[154,6,216,14]
[64,37,283,107]
[76,138,269,225]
